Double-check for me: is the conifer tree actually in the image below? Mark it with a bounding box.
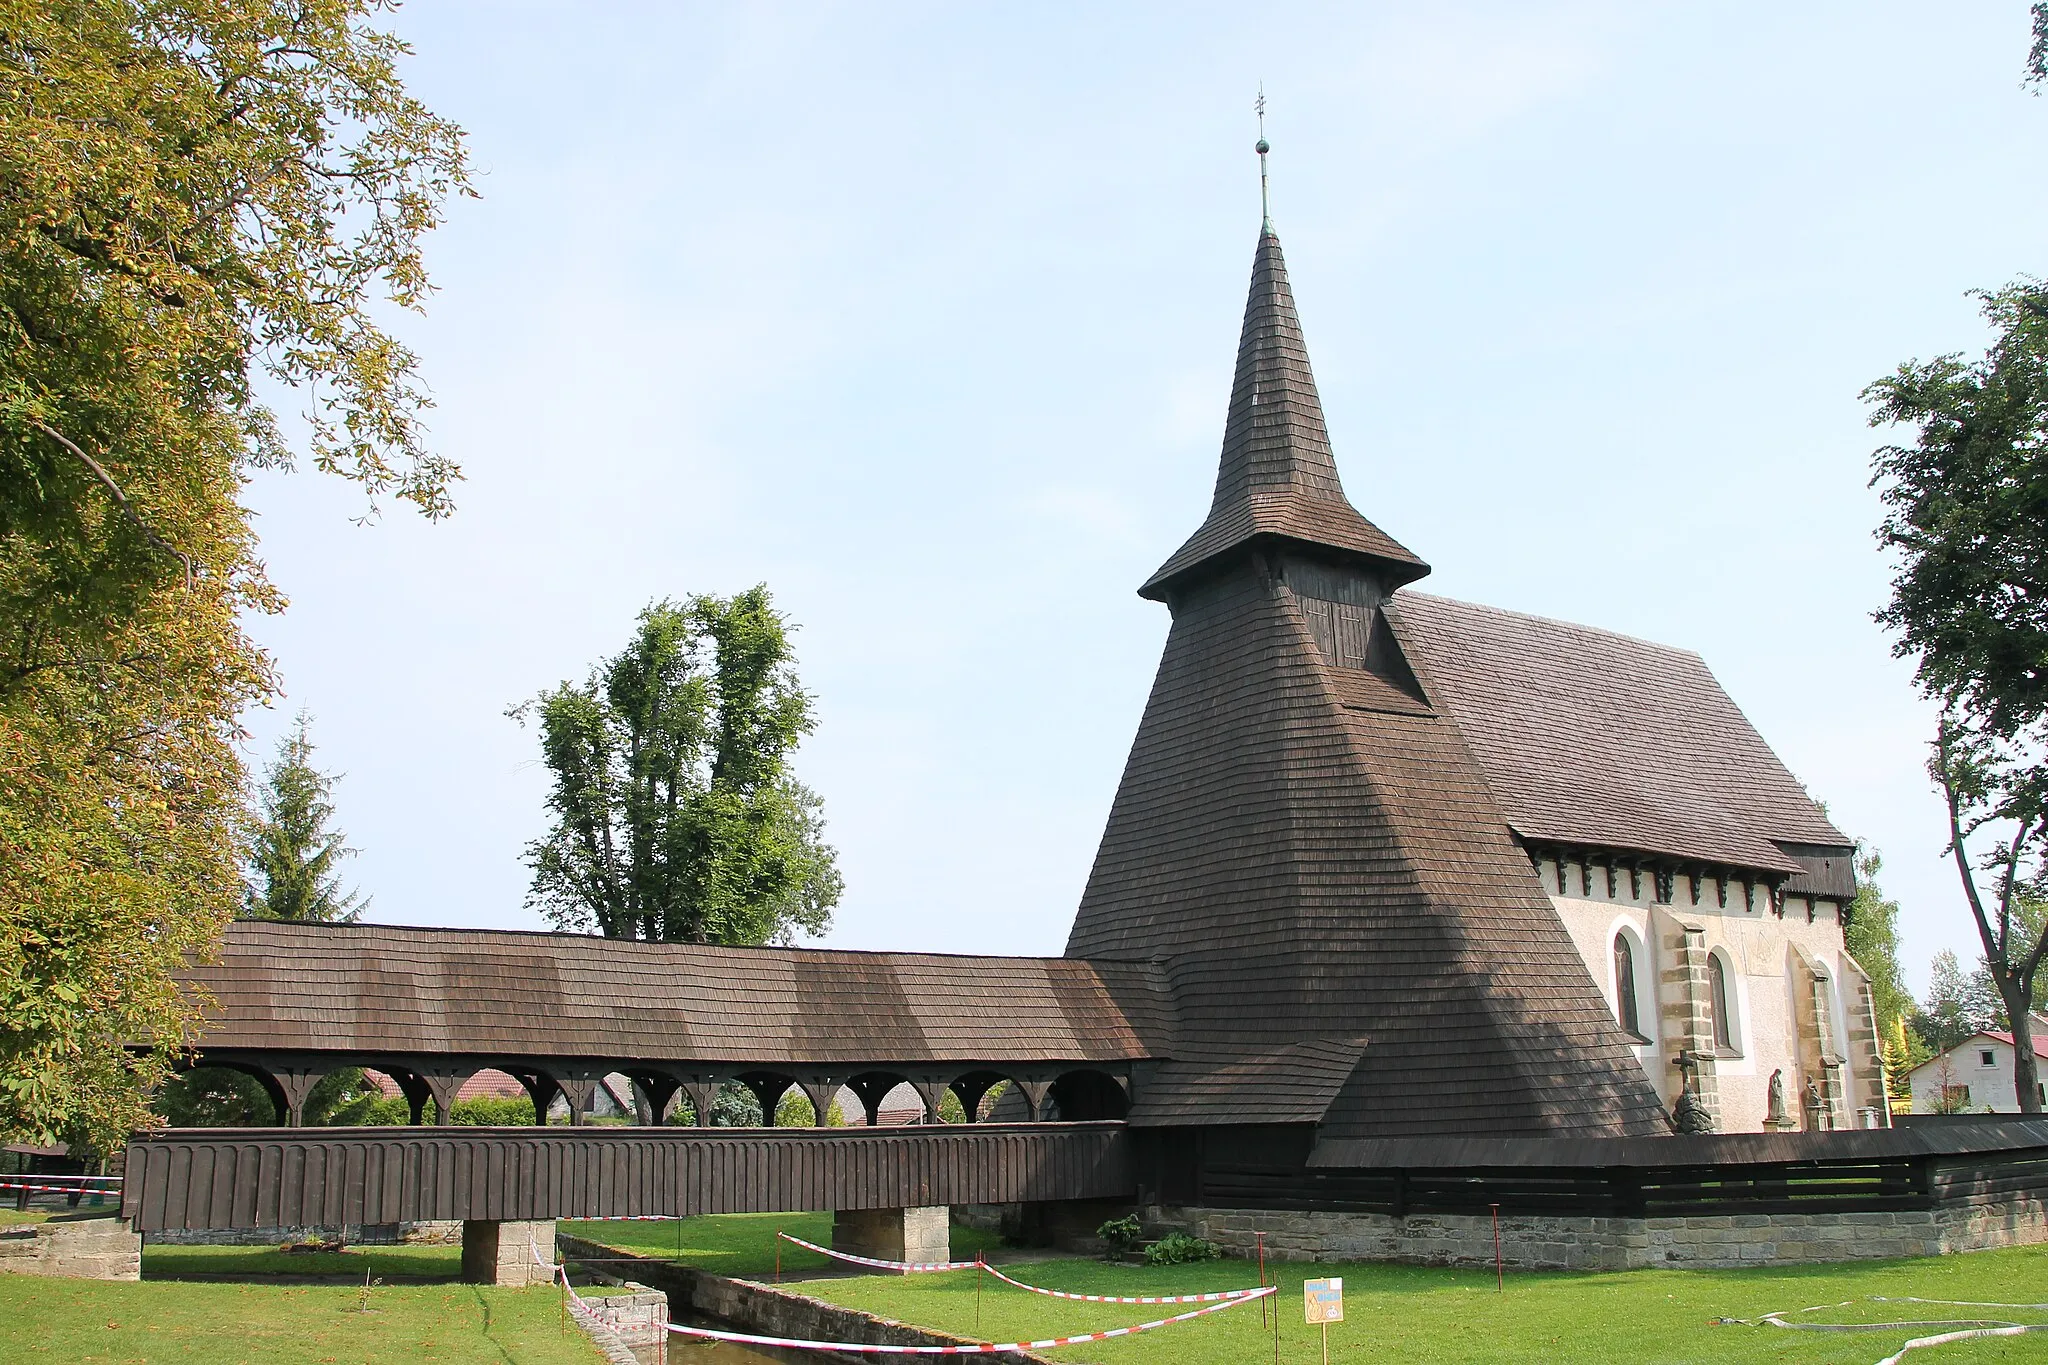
[243,713,367,923]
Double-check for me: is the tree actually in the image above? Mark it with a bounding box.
[1925,719,2048,1111]
[1845,846,1914,1037]
[2031,3,2047,90]
[1917,949,2000,1052]
[516,590,842,944]
[1867,275,2048,1114]
[1845,847,1921,1108]
[154,1062,380,1127]
[0,1,469,1152]
[242,712,366,922]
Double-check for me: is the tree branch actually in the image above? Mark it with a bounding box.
[32,422,194,589]
[1997,814,2036,960]
[1941,722,2007,970]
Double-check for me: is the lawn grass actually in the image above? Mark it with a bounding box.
[0,1208,50,1227]
[0,1274,603,1363]
[141,1240,462,1280]
[788,1242,2048,1364]
[559,1209,1004,1280]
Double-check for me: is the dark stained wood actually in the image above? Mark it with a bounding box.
[123,1122,1134,1231]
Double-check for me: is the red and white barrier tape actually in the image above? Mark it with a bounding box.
[546,1233,1276,1355]
[976,1261,1265,1305]
[563,1214,678,1222]
[777,1230,979,1272]
[1721,1297,2048,1365]
[0,1179,119,1193]
[665,1285,1276,1354]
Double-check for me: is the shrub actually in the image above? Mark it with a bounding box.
[358,1096,410,1125]
[1144,1232,1220,1265]
[1096,1214,1142,1258]
[451,1096,537,1125]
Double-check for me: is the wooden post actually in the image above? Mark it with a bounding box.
[1491,1203,1503,1292]
[1320,1321,1329,1365]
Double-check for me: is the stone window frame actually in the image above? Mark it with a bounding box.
[1707,948,1743,1058]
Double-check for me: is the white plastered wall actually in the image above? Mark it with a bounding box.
[1541,859,1872,1132]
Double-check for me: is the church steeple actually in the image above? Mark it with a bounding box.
[1139,146,1428,603]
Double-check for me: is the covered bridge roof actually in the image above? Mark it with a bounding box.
[188,921,1171,1066]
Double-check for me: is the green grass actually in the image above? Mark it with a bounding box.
[558,1209,1004,1280]
[786,1242,2048,1364]
[0,1275,603,1364]
[142,1241,462,1280]
[0,1208,51,1227]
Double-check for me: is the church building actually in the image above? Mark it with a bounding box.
[1072,189,1886,1141]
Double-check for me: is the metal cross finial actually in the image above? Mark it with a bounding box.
[1254,85,1272,234]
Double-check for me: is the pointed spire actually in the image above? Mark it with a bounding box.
[1139,172,1428,602]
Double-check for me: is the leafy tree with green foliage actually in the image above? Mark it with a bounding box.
[515,590,841,944]
[0,0,468,1152]
[1845,847,1921,1108]
[1867,273,2048,1113]
[1916,950,2001,1052]
[243,712,366,922]
[154,1063,382,1127]
[2031,3,2047,90]
[1845,847,1914,1036]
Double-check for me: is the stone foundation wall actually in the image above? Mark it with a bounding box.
[558,1234,1052,1365]
[0,1214,141,1280]
[1155,1192,2048,1271]
[145,1219,461,1247]
[577,1286,669,1349]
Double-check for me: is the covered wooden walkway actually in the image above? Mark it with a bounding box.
[122,1121,1133,1232]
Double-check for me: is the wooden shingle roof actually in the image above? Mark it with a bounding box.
[1126,1041,1369,1127]
[1072,225,1672,1139]
[189,921,1169,1066]
[1387,593,1848,879]
[1140,230,1427,602]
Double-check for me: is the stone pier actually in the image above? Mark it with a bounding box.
[460,1218,557,1285]
[0,1213,142,1280]
[832,1206,951,1265]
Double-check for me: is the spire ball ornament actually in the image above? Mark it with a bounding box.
[1256,137,1270,154]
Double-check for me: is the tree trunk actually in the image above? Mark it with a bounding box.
[2003,977,2043,1113]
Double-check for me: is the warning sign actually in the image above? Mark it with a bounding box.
[1304,1277,1344,1324]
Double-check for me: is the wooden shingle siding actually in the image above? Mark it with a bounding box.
[123,1123,1134,1231]
[1070,552,1670,1137]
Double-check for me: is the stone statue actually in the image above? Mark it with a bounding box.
[1803,1077,1826,1131]
[1672,1085,1715,1134]
[1766,1068,1790,1128]
[1670,1053,1716,1134]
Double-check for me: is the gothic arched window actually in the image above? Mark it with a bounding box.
[1709,953,1736,1051]
[1613,932,1641,1036]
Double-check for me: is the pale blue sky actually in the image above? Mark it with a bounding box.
[243,3,2048,992]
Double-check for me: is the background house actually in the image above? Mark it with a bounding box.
[1907,1015,2048,1113]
